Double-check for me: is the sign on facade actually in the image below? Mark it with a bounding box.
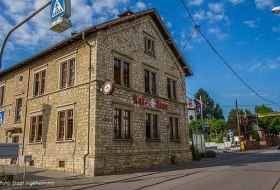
[0,111,4,127]
[134,95,168,110]
[0,143,19,158]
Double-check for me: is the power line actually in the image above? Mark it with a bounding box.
[177,27,197,60]
[179,0,280,109]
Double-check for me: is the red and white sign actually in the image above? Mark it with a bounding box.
[133,95,168,110]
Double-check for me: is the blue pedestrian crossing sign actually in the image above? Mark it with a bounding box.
[51,0,71,21]
[0,111,4,127]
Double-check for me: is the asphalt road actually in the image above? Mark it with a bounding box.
[4,149,280,190]
[79,149,280,190]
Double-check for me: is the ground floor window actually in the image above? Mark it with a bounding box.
[57,109,74,141]
[169,117,179,140]
[30,115,43,143]
[114,108,131,139]
[145,113,159,140]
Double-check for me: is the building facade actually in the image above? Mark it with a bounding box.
[0,9,193,176]
[187,97,197,124]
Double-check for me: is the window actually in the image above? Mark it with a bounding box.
[30,115,43,143]
[60,58,76,88]
[144,37,155,56]
[15,98,22,122]
[34,70,46,96]
[114,58,130,87]
[57,109,74,141]
[59,161,65,168]
[145,113,159,140]
[167,78,177,100]
[113,108,131,139]
[169,117,179,140]
[144,70,156,95]
[144,70,150,93]
[0,86,4,106]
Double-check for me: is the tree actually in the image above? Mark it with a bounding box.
[188,120,202,133]
[194,88,224,120]
[255,105,273,114]
[226,108,252,139]
[212,103,224,120]
[254,105,280,135]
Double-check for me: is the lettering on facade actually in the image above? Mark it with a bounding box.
[133,95,168,110]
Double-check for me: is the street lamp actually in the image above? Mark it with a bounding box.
[271,6,280,13]
[0,0,51,70]
[0,0,72,70]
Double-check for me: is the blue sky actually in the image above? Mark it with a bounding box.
[0,0,280,117]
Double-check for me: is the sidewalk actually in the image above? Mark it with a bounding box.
[0,150,262,190]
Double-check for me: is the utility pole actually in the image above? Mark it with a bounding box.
[199,95,203,122]
[235,100,241,139]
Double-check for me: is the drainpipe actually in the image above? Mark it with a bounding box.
[22,68,31,156]
[82,31,95,175]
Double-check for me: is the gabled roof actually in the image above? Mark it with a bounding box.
[0,9,192,77]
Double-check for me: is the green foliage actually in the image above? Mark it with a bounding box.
[194,88,224,120]
[190,145,201,161]
[252,130,260,141]
[213,103,224,120]
[226,108,252,138]
[255,105,274,114]
[212,119,226,134]
[206,136,211,142]
[216,134,223,143]
[189,120,202,133]
[254,105,280,135]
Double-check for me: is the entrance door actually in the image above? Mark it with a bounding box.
[10,135,19,164]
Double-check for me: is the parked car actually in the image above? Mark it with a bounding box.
[276,143,280,150]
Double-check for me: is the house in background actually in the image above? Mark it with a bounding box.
[187,97,197,124]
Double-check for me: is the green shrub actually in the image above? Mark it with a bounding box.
[216,134,223,143]
[252,130,260,141]
[190,145,201,161]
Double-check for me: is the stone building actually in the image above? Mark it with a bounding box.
[0,9,193,176]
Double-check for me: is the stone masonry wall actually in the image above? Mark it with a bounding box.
[93,15,192,175]
[0,35,97,174]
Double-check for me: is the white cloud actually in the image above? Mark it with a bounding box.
[250,63,265,71]
[228,0,245,4]
[243,20,258,28]
[255,0,274,10]
[166,21,172,28]
[208,3,224,13]
[208,26,228,40]
[193,11,206,21]
[272,26,280,32]
[188,0,203,6]
[92,0,128,14]
[134,1,147,11]
[250,57,280,71]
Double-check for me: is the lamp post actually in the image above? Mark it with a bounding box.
[0,0,52,70]
[0,0,72,70]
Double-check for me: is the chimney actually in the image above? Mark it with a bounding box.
[118,10,134,18]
